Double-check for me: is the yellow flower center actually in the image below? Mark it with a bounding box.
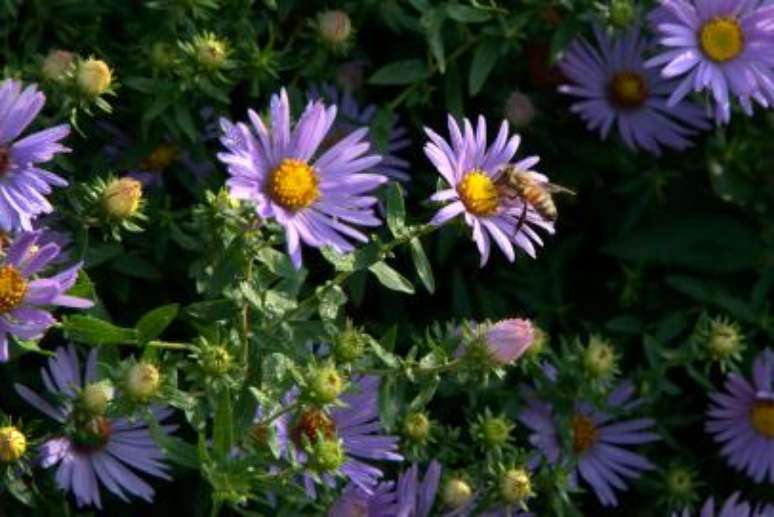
[751,400,774,438]
[571,414,599,453]
[0,265,27,314]
[609,71,648,109]
[0,426,26,463]
[141,143,179,172]
[457,171,499,216]
[699,17,744,63]
[268,159,320,212]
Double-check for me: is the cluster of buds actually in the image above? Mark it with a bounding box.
[40,50,115,114]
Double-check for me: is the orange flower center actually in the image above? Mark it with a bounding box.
[609,71,648,109]
[0,265,27,314]
[571,414,599,453]
[751,400,774,439]
[291,408,336,447]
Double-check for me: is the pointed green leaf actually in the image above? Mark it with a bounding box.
[369,261,415,294]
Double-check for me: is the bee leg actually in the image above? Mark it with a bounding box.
[512,202,528,237]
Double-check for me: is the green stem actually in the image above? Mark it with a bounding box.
[254,400,301,427]
[146,340,197,351]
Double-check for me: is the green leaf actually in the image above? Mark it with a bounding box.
[468,38,500,96]
[174,102,197,141]
[369,59,430,85]
[368,336,401,369]
[369,261,415,294]
[184,299,238,321]
[61,316,137,346]
[318,285,347,321]
[446,4,491,23]
[207,236,245,296]
[408,377,440,412]
[421,8,446,73]
[409,238,435,293]
[111,254,162,280]
[213,388,234,459]
[136,304,179,343]
[385,183,406,237]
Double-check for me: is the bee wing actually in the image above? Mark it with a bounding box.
[543,182,576,196]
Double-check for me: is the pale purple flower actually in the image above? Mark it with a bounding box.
[646,0,774,123]
[518,381,659,507]
[484,318,535,365]
[309,84,411,181]
[706,349,774,483]
[559,27,709,155]
[673,492,774,517]
[14,346,174,508]
[0,79,70,231]
[218,88,386,269]
[264,375,402,497]
[424,115,554,267]
[328,481,398,517]
[395,460,442,517]
[0,231,92,362]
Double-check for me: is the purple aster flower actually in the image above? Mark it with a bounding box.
[424,115,554,267]
[14,345,174,508]
[395,460,442,517]
[559,27,709,155]
[673,492,774,517]
[327,481,398,517]
[308,83,411,181]
[645,0,774,123]
[0,79,70,231]
[706,349,774,483]
[518,381,659,507]
[263,375,402,496]
[218,88,386,269]
[0,231,92,362]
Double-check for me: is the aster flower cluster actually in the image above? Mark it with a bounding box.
[4,1,774,515]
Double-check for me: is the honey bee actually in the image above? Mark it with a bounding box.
[494,165,576,233]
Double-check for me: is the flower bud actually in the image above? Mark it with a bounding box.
[41,49,76,82]
[79,381,114,416]
[149,42,176,70]
[125,362,161,402]
[441,478,473,509]
[102,178,143,220]
[192,33,228,70]
[0,426,27,463]
[499,468,534,505]
[76,58,113,97]
[484,318,535,365]
[664,465,697,502]
[479,415,512,448]
[582,336,618,379]
[609,0,635,28]
[504,91,537,129]
[307,366,345,404]
[704,317,744,362]
[318,10,352,46]
[333,324,366,363]
[309,438,346,473]
[201,345,233,377]
[402,412,431,443]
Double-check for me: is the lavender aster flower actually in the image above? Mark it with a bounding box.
[264,375,402,496]
[309,84,411,181]
[518,381,659,507]
[645,0,774,123]
[0,79,70,231]
[328,481,398,517]
[673,492,774,517]
[706,349,774,483]
[395,460,442,517]
[14,346,174,508]
[559,27,709,155]
[424,115,554,267]
[0,231,92,362]
[218,88,386,268]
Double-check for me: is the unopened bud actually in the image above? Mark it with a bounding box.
[80,382,114,416]
[42,50,76,82]
[479,415,512,448]
[201,346,232,377]
[499,468,533,505]
[125,362,161,402]
[102,178,143,220]
[333,324,366,363]
[664,465,697,501]
[583,336,618,379]
[309,438,346,473]
[484,318,535,365]
[441,478,473,509]
[76,58,112,96]
[402,412,431,443]
[318,10,352,45]
[705,318,744,361]
[193,33,228,70]
[0,426,27,463]
[609,0,636,28]
[307,366,345,404]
